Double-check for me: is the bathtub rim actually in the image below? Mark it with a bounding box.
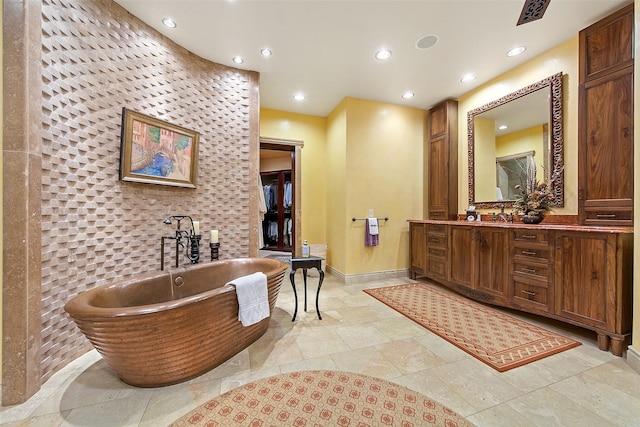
[64,257,288,319]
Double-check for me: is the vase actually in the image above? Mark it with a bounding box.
[521,213,544,224]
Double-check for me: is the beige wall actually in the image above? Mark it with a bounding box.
[260,109,327,246]
[326,100,348,272]
[260,153,291,172]
[457,37,579,215]
[262,98,425,278]
[343,98,425,276]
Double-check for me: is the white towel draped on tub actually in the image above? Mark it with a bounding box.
[227,272,269,326]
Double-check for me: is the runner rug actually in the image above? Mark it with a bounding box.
[170,370,473,427]
[364,283,581,372]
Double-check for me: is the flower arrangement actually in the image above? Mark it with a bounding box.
[512,158,555,216]
[513,181,554,215]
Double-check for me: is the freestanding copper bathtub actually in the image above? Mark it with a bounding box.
[64,258,288,387]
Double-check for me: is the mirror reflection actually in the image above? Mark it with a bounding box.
[468,72,564,209]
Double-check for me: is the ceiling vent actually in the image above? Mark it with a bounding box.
[517,0,551,25]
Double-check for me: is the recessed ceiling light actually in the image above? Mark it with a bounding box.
[401,91,415,99]
[498,125,508,130]
[507,46,526,57]
[375,49,392,60]
[460,73,476,83]
[232,56,244,64]
[261,48,272,57]
[294,94,305,101]
[162,18,177,28]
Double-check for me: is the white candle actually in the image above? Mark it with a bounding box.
[193,221,200,235]
[210,230,219,243]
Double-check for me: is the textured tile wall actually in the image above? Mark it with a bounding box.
[38,0,259,382]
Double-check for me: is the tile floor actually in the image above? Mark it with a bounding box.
[2,271,640,426]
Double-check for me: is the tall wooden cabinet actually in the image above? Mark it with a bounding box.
[427,100,458,220]
[578,3,634,226]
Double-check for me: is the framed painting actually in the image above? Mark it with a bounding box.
[119,108,199,188]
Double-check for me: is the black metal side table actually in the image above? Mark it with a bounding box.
[289,256,325,321]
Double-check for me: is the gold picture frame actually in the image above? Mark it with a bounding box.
[119,108,199,188]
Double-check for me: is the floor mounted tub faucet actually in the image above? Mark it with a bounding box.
[161,215,200,270]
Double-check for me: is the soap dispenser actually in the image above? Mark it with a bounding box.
[302,240,310,257]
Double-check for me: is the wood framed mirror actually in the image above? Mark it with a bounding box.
[467,72,564,209]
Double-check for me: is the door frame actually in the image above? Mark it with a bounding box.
[259,137,303,256]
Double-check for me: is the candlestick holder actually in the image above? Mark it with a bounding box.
[189,234,201,264]
[210,242,220,261]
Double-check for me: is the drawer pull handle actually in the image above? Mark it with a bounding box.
[521,267,537,274]
[522,235,537,239]
[429,238,440,243]
[521,290,537,297]
[522,250,537,256]
[596,214,616,218]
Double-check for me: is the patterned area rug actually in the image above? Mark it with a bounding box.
[170,370,473,426]
[364,283,581,372]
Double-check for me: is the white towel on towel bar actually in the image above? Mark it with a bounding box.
[368,217,379,235]
[227,272,269,326]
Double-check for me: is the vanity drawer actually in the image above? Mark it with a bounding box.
[513,229,549,244]
[513,278,552,312]
[427,233,447,248]
[512,261,552,283]
[513,246,550,262]
[427,224,447,235]
[427,246,447,259]
[427,259,447,278]
[584,207,633,225]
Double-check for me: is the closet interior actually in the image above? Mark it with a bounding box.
[260,148,294,252]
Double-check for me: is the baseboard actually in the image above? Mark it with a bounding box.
[627,346,640,374]
[325,265,409,284]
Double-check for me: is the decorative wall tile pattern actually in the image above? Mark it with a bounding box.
[39,0,258,382]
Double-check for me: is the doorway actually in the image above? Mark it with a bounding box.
[259,138,303,256]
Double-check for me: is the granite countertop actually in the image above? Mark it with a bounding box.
[407,218,634,234]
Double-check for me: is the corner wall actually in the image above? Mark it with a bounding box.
[326,100,348,273]
[3,0,259,404]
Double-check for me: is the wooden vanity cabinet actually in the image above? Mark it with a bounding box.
[448,225,508,303]
[411,222,449,281]
[426,223,448,281]
[554,231,633,355]
[475,228,509,300]
[408,220,633,356]
[409,222,427,278]
[510,229,554,313]
[448,226,473,288]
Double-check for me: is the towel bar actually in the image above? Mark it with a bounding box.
[352,217,389,222]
